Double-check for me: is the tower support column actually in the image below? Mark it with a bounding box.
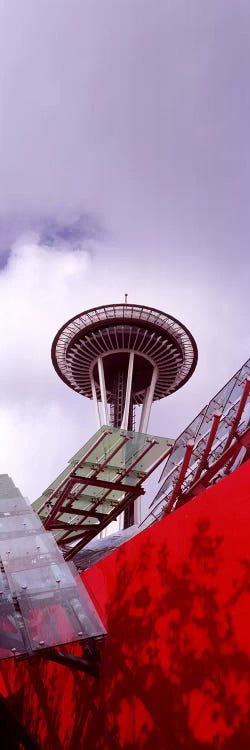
[90,373,101,429]
[139,366,158,434]
[121,352,134,429]
[97,356,109,425]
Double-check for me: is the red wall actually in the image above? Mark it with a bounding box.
[1,460,250,749]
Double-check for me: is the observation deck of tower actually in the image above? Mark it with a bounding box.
[52,302,198,526]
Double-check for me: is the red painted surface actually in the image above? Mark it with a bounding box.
[1,459,250,749]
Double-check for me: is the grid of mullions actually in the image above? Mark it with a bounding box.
[148,357,250,519]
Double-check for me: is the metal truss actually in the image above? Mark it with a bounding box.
[145,360,250,523]
[35,427,172,560]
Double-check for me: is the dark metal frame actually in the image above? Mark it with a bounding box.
[39,639,101,678]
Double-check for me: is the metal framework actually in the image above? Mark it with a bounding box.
[34,427,173,560]
[144,359,250,524]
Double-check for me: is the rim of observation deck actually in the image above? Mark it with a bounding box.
[52,303,198,399]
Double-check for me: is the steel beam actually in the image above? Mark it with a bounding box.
[223,376,250,452]
[64,487,143,559]
[193,410,221,483]
[164,440,194,514]
[176,423,250,507]
[39,430,109,515]
[69,475,145,494]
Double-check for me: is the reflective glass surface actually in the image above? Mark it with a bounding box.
[0,496,29,513]
[0,478,106,661]
[0,511,43,539]
[0,532,63,567]
[0,571,29,658]
[16,581,105,651]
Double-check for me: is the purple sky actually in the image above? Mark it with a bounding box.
[0,1,250,503]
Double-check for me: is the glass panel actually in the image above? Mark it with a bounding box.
[0,482,106,660]
[1,532,63,569]
[0,496,29,513]
[0,512,43,539]
[16,579,106,652]
[8,561,77,596]
[0,572,29,658]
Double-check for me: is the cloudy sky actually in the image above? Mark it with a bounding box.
[0,0,249,507]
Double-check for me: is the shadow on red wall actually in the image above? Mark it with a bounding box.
[1,460,250,749]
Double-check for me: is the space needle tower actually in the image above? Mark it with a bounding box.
[52,301,198,526]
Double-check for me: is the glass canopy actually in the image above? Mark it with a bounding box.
[34,426,172,558]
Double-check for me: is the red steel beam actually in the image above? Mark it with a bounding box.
[116,439,158,482]
[58,485,141,545]
[225,444,246,474]
[145,443,173,485]
[60,507,107,521]
[178,423,250,504]
[39,430,109,515]
[164,440,194,515]
[45,434,130,529]
[67,434,130,494]
[64,487,143,560]
[223,376,250,452]
[192,410,221,483]
[44,478,75,529]
[56,442,156,545]
[59,441,156,544]
[69,475,145,494]
[57,530,102,545]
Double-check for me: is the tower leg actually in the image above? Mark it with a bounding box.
[98,356,110,425]
[121,352,134,429]
[135,366,158,525]
[90,373,101,429]
[139,366,158,434]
